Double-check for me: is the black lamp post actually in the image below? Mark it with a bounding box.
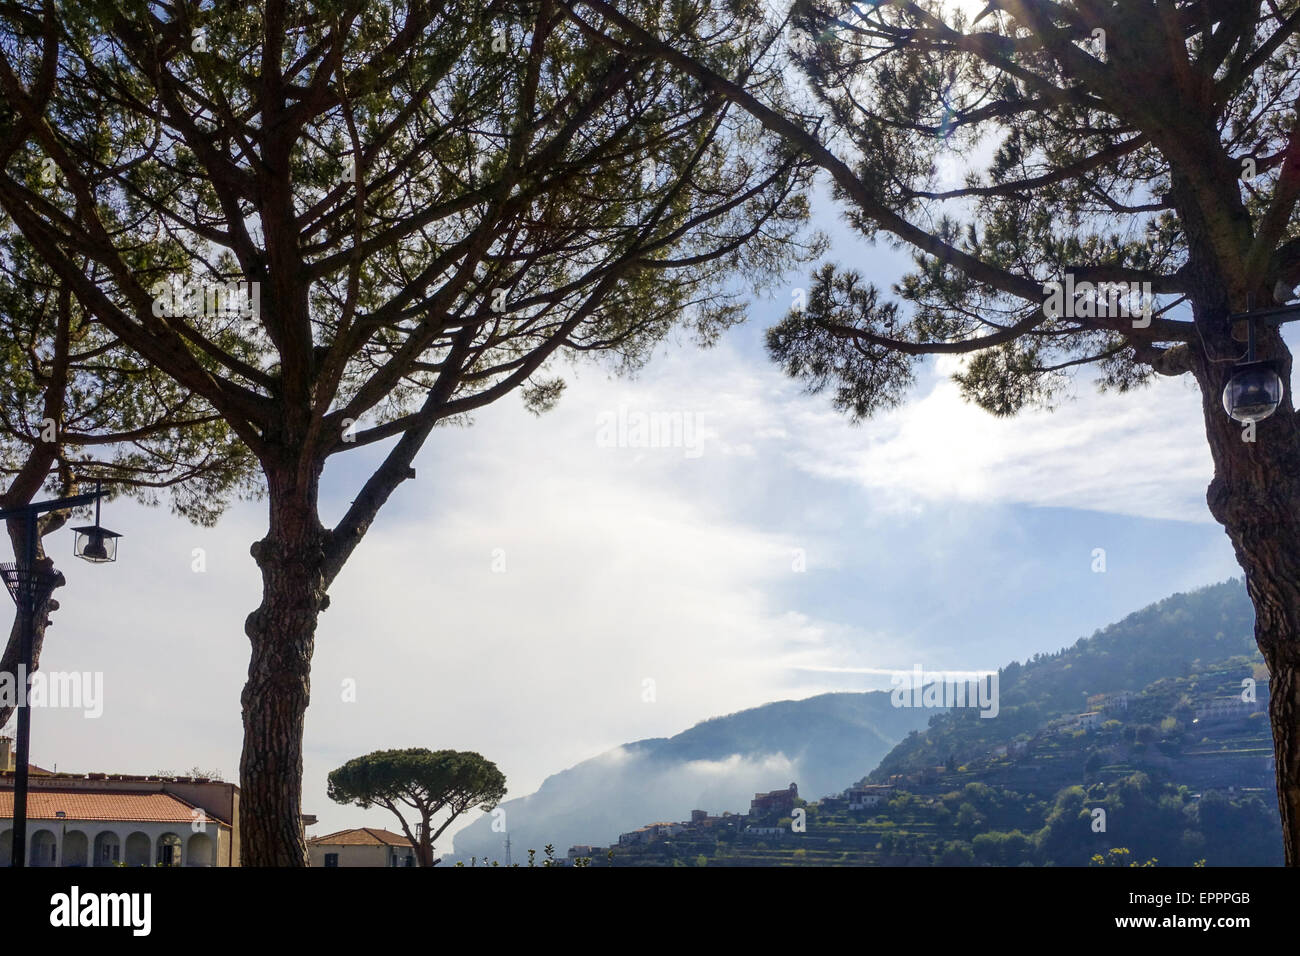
[0,481,119,868]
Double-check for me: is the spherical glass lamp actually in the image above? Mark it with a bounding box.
[1222,361,1285,423]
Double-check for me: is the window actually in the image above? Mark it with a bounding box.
[324,853,339,868]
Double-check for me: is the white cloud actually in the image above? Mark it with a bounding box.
[18,315,1227,847]
[781,369,1213,522]
[548,337,1216,523]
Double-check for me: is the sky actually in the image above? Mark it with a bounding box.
[4,3,1266,849]
[18,190,1253,855]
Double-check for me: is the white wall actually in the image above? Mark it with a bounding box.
[0,819,226,866]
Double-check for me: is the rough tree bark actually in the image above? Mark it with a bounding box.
[238,463,328,867]
[1198,344,1300,866]
[417,812,434,867]
[1176,160,1300,864]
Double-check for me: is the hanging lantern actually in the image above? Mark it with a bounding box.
[71,487,122,563]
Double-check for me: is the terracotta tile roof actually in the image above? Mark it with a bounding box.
[0,788,228,825]
[309,827,414,848]
[0,765,54,776]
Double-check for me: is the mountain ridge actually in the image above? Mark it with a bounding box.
[451,689,930,860]
[452,577,1258,862]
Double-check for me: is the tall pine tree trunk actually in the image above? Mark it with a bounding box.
[1196,335,1300,865]
[418,813,435,867]
[239,463,327,866]
[0,589,55,730]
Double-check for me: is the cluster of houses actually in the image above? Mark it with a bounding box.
[842,785,896,810]
[569,784,807,860]
[982,684,1270,766]
[1193,686,1269,724]
[612,785,798,847]
[0,736,418,867]
[1055,685,1269,738]
[1070,711,1104,731]
[572,782,907,860]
